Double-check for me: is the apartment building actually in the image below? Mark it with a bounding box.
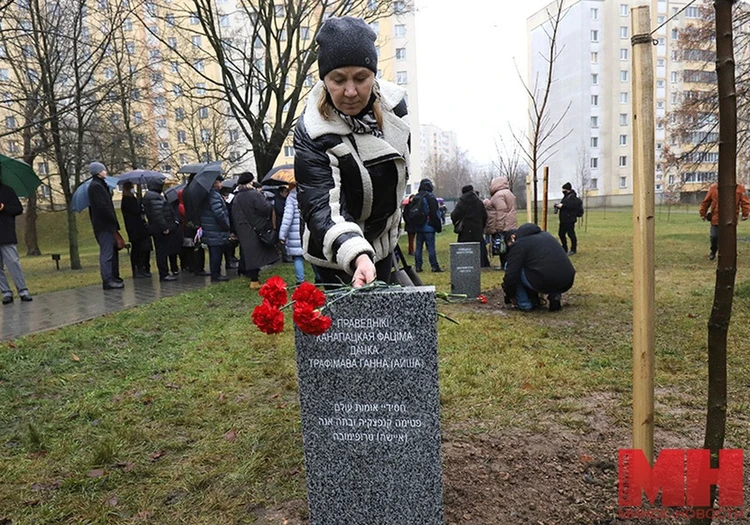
[0,0,420,205]
[527,0,713,205]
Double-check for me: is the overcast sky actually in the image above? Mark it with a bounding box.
[414,0,553,165]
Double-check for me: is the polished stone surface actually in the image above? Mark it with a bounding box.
[0,273,233,342]
[295,286,444,525]
[450,242,481,298]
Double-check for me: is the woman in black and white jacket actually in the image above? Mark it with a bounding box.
[294,16,410,288]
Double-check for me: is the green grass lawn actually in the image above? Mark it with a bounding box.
[2,206,750,523]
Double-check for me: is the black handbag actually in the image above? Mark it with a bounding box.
[254,223,278,246]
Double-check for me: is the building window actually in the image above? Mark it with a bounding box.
[619,176,627,188]
[190,12,200,24]
[5,116,15,129]
[192,36,202,47]
[37,162,48,175]
[274,5,285,17]
[656,79,665,88]
[123,18,132,31]
[620,4,628,16]
[370,21,379,35]
[220,15,230,27]
[620,48,628,61]
[167,37,177,50]
[620,26,628,39]
[284,145,295,157]
[656,100,665,109]
[686,6,699,18]
[591,178,598,190]
[177,130,186,143]
[590,137,598,148]
[173,84,182,97]
[196,83,206,95]
[619,156,627,167]
[175,108,185,121]
[159,141,170,150]
[179,154,189,165]
[304,74,314,87]
[591,7,598,20]
[198,106,209,119]
[657,15,665,25]
[396,48,406,60]
[620,70,628,82]
[395,24,406,37]
[671,28,679,40]
[590,157,598,168]
[156,118,167,128]
[620,92,628,104]
[126,42,135,55]
[228,129,239,142]
[619,113,628,125]
[671,71,679,83]
[154,95,165,107]
[396,71,407,85]
[7,140,18,153]
[590,116,599,128]
[200,129,210,142]
[620,134,627,146]
[591,94,598,106]
[591,51,598,63]
[591,73,598,85]
[133,112,143,125]
[194,59,204,72]
[590,30,599,42]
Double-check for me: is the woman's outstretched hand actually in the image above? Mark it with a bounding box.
[352,254,376,288]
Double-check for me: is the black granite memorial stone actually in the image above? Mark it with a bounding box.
[294,286,444,525]
[450,242,481,298]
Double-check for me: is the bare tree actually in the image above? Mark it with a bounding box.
[28,0,121,269]
[574,142,591,231]
[691,2,740,524]
[493,134,528,196]
[140,0,412,178]
[512,0,572,224]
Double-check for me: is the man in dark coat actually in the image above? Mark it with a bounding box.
[143,177,180,282]
[87,162,123,290]
[120,181,152,278]
[198,176,231,282]
[0,170,32,303]
[502,223,575,312]
[554,182,584,255]
[450,184,490,267]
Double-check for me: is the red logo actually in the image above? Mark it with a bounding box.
[619,449,744,507]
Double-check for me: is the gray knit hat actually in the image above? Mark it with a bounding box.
[89,162,106,176]
[316,17,378,79]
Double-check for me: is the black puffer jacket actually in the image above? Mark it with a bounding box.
[451,189,487,243]
[0,183,23,245]
[87,176,119,234]
[143,179,178,235]
[502,223,575,298]
[559,190,583,224]
[198,189,230,247]
[293,80,410,274]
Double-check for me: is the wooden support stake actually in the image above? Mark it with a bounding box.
[631,6,656,464]
[526,174,533,224]
[542,166,549,231]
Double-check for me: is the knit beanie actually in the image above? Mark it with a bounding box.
[461,184,474,194]
[562,182,572,191]
[89,162,106,176]
[237,172,255,185]
[316,17,378,79]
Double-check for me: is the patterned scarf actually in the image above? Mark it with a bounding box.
[332,81,384,138]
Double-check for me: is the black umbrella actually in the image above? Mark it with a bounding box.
[164,183,186,204]
[177,163,207,175]
[181,161,222,219]
[221,176,239,190]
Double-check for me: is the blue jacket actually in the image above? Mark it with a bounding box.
[199,189,230,246]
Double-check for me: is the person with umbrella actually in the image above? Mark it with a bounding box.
[143,176,181,282]
[121,181,152,278]
[293,17,411,287]
[0,167,32,304]
[88,162,123,290]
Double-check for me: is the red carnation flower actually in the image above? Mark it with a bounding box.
[252,300,285,334]
[258,276,288,308]
[293,301,333,336]
[292,282,326,308]
[478,294,488,304]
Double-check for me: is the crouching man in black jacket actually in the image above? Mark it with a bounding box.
[502,223,575,312]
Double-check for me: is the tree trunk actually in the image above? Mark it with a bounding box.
[66,207,82,270]
[24,192,41,256]
[690,1,735,523]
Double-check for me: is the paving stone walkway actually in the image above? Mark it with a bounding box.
[0,273,235,342]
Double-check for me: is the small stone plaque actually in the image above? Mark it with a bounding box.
[450,242,481,298]
[295,287,444,525]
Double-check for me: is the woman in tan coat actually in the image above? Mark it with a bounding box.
[484,176,517,265]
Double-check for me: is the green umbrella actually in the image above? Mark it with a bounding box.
[0,153,42,197]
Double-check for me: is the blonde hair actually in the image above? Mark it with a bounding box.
[317,85,383,129]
